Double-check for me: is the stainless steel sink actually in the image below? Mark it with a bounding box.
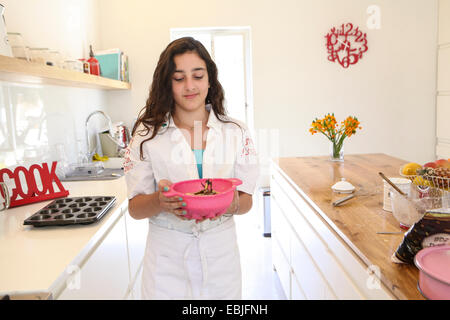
[60,168,124,181]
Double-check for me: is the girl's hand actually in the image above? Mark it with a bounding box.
[225,189,240,215]
[196,189,240,223]
[157,179,187,220]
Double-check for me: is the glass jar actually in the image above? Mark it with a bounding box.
[75,60,84,72]
[79,58,90,73]
[7,32,30,61]
[53,143,69,178]
[6,32,25,46]
[29,47,49,65]
[11,46,30,61]
[48,51,63,68]
[63,60,75,70]
[64,60,84,72]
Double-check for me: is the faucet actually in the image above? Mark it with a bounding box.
[85,110,113,160]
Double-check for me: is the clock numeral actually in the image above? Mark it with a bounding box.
[325,23,368,69]
[344,23,353,35]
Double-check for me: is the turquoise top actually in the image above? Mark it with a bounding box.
[192,149,204,178]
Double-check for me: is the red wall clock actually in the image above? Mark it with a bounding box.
[325,23,368,68]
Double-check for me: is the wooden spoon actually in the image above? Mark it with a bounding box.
[378,172,408,197]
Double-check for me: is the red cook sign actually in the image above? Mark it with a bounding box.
[0,161,69,208]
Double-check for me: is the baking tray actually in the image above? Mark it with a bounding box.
[23,196,116,227]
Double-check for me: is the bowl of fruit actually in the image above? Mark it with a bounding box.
[163,178,242,221]
[400,159,450,190]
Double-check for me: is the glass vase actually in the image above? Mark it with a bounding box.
[330,141,344,162]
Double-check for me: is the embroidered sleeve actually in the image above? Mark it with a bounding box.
[124,134,156,199]
[235,125,260,195]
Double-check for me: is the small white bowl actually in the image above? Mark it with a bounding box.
[331,178,355,194]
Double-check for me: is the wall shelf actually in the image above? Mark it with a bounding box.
[0,54,131,90]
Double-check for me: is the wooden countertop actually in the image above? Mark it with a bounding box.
[274,153,423,300]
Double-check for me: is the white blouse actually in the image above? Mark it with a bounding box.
[123,110,260,234]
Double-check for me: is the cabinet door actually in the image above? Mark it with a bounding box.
[58,215,130,300]
[124,209,148,281]
[437,96,450,140]
[271,193,291,261]
[436,142,450,159]
[290,230,337,300]
[438,46,450,92]
[131,263,143,300]
[439,0,450,45]
[125,261,143,300]
[290,271,307,300]
[436,96,450,158]
[272,237,291,299]
[271,192,291,299]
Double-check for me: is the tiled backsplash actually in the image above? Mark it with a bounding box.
[0,82,108,169]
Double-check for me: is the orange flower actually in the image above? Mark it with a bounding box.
[309,114,362,145]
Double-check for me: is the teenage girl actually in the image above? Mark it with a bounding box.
[124,37,259,299]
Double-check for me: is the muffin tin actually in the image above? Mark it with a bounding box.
[23,196,116,227]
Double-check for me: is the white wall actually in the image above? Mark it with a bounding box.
[1,0,438,184]
[2,0,100,60]
[98,0,438,172]
[1,0,109,166]
[1,83,108,165]
[436,0,450,159]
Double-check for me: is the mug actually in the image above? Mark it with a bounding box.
[0,181,10,211]
[382,177,411,212]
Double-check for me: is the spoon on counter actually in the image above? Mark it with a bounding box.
[376,231,404,235]
[332,194,356,206]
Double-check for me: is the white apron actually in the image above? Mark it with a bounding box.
[141,217,242,300]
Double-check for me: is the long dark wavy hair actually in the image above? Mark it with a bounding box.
[132,37,240,160]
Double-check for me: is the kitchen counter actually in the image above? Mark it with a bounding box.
[0,176,129,298]
[272,153,423,299]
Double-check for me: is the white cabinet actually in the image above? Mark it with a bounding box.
[270,165,393,300]
[439,0,450,45]
[131,263,143,300]
[437,96,450,139]
[124,209,148,299]
[57,205,149,300]
[436,96,450,158]
[125,262,143,300]
[271,197,291,298]
[437,46,450,92]
[291,273,306,300]
[436,0,450,158]
[58,213,130,299]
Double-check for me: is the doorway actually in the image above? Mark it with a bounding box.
[170,27,254,132]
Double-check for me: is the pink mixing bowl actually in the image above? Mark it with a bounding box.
[163,178,242,221]
[414,245,450,300]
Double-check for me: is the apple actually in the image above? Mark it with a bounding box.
[435,159,450,168]
[423,162,437,168]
